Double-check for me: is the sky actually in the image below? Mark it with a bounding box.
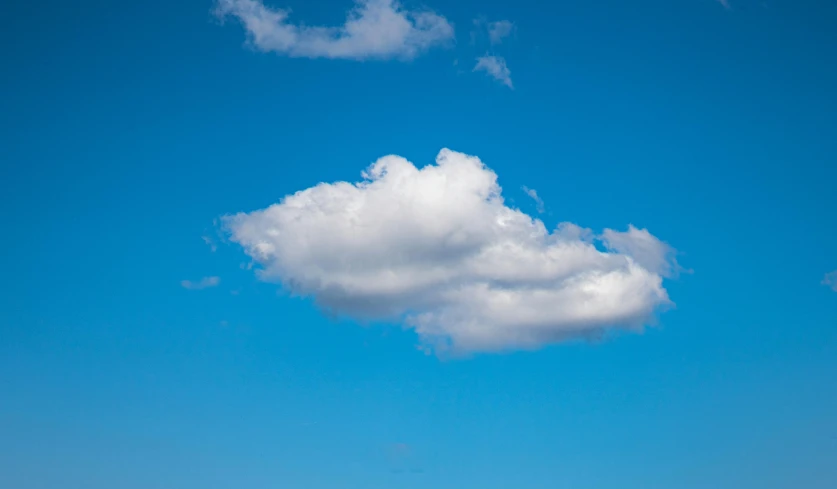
[1,0,836,487]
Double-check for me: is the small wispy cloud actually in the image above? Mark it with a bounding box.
[181,276,221,290]
[823,270,837,292]
[214,0,454,60]
[716,0,731,9]
[521,186,544,213]
[487,20,514,44]
[202,235,217,252]
[474,55,513,88]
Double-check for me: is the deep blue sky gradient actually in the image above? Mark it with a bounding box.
[2,0,836,488]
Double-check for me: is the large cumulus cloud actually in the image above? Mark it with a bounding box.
[224,149,680,352]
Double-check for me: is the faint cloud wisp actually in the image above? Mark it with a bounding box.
[181,276,221,290]
[474,55,513,88]
[521,186,545,213]
[487,20,514,44]
[202,235,218,252]
[823,270,837,292]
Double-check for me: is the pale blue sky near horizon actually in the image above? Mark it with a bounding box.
[2,0,836,488]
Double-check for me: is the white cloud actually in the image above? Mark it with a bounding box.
[214,0,454,60]
[823,270,837,292]
[223,149,680,353]
[487,20,514,45]
[717,0,731,9]
[181,276,221,290]
[474,55,513,88]
[522,186,545,213]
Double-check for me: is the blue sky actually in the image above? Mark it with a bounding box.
[2,0,837,487]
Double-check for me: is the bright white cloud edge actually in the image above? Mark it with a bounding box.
[224,149,680,353]
[214,0,454,60]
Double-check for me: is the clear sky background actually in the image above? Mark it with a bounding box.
[2,0,836,488]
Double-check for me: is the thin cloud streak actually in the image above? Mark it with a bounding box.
[522,186,545,213]
[181,276,221,290]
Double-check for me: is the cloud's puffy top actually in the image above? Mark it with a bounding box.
[225,149,678,352]
[214,0,453,60]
